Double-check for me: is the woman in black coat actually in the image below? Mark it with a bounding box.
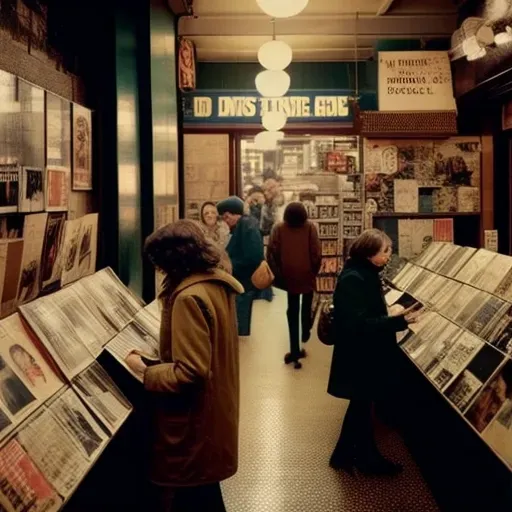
[327,229,419,476]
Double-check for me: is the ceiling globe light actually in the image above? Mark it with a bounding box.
[256,0,309,18]
[258,40,293,70]
[255,70,290,98]
[254,130,284,150]
[262,110,287,131]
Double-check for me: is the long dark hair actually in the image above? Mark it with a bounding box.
[284,202,308,228]
[144,220,221,295]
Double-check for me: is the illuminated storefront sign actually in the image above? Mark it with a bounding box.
[182,90,362,123]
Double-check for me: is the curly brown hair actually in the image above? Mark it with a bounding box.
[144,220,221,294]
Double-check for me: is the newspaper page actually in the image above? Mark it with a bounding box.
[47,388,108,461]
[132,307,160,341]
[145,300,161,320]
[455,248,497,284]
[77,268,144,331]
[443,284,480,322]
[72,361,132,435]
[16,213,48,305]
[473,253,512,293]
[19,295,94,380]
[445,370,484,412]
[444,247,477,278]
[106,322,160,382]
[0,439,62,512]
[16,407,89,498]
[413,241,445,267]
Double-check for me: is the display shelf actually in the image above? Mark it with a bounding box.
[385,241,512,473]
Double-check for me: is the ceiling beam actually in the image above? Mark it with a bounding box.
[179,14,456,37]
[377,0,396,16]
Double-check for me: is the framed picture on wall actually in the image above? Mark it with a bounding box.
[71,104,92,191]
[46,166,70,212]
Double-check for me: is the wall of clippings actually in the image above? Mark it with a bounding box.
[0,68,97,319]
[365,136,482,258]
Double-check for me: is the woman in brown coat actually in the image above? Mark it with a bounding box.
[267,202,322,369]
[126,220,243,511]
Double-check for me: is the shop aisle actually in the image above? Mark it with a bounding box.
[222,289,439,512]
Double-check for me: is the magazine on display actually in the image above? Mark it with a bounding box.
[77,268,144,332]
[455,248,497,284]
[47,387,108,461]
[15,407,89,498]
[0,438,62,512]
[72,361,132,435]
[19,293,95,380]
[106,322,159,382]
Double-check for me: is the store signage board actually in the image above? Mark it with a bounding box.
[182,90,359,124]
[378,51,457,112]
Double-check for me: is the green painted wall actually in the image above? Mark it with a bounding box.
[115,4,144,297]
[196,61,378,92]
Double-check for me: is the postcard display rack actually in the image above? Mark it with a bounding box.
[385,242,512,508]
[0,266,160,511]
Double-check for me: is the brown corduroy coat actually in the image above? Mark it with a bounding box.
[144,269,244,487]
[267,220,322,294]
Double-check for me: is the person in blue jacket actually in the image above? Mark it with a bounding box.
[217,196,264,336]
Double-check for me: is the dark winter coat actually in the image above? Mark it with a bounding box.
[267,221,321,294]
[226,215,264,291]
[327,257,408,401]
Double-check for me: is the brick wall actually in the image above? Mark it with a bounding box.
[0,29,86,104]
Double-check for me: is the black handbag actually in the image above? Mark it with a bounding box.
[317,299,335,346]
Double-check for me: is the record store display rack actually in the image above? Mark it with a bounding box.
[0,267,161,511]
[385,242,512,474]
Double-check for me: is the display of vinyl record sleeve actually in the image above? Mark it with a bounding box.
[387,242,512,472]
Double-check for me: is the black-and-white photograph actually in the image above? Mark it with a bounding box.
[49,389,107,459]
[0,355,35,415]
[0,165,20,214]
[72,362,131,433]
[19,167,44,213]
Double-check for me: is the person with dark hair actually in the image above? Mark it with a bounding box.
[327,229,420,476]
[267,202,321,369]
[125,219,243,511]
[217,196,264,337]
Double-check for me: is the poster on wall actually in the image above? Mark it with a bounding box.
[46,166,70,212]
[72,104,92,191]
[46,92,71,168]
[378,51,456,112]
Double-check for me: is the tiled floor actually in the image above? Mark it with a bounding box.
[222,289,439,512]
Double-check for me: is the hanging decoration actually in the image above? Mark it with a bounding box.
[255,70,290,97]
[254,131,284,150]
[258,40,293,70]
[178,37,197,91]
[262,111,287,131]
[256,0,309,18]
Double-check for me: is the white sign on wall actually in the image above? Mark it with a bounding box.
[378,51,457,112]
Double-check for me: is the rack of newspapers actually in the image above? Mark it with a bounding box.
[383,242,512,472]
[0,266,160,511]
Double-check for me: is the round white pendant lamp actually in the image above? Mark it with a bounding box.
[258,40,293,70]
[254,130,284,150]
[262,110,287,131]
[255,70,290,98]
[256,0,309,18]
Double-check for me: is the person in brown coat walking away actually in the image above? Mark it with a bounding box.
[126,220,243,512]
[267,202,321,369]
